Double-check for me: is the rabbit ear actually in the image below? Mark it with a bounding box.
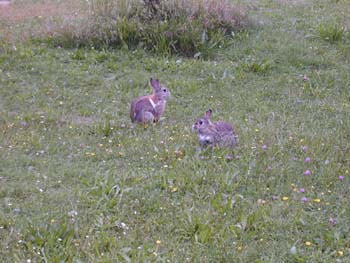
[205,109,212,119]
[150,78,160,90]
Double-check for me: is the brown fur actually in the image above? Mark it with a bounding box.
[130,78,171,123]
[192,109,237,148]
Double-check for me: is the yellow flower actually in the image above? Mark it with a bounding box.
[282,196,289,201]
[305,241,312,246]
[156,240,161,245]
[337,251,344,256]
[313,198,321,203]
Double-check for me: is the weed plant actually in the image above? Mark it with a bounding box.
[319,21,345,42]
[5,0,247,58]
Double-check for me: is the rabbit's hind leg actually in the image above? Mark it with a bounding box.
[143,111,155,123]
[135,110,154,123]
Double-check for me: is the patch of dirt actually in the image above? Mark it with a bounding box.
[57,115,97,126]
[0,1,85,22]
[274,0,309,5]
[71,116,96,126]
[0,1,89,42]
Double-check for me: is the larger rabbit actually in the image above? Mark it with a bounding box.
[130,78,171,123]
[192,109,237,148]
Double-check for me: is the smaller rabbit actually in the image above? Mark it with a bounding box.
[192,109,237,148]
[130,78,171,123]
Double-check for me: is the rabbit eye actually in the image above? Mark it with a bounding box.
[199,121,203,125]
[163,88,167,92]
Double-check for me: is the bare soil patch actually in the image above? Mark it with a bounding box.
[0,1,88,42]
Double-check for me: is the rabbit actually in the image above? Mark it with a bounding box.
[130,78,171,123]
[192,109,237,148]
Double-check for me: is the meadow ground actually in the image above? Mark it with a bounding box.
[1,0,350,262]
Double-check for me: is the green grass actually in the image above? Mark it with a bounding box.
[7,0,246,58]
[1,0,350,262]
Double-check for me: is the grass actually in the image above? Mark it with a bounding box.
[1,0,350,262]
[0,0,247,57]
[319,21,346,42]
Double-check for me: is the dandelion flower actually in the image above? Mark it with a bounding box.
[156,240,161,245]
[282,196,289,201]
[337,251,344,256]
[313,198,321,203]
[305,241,312,246]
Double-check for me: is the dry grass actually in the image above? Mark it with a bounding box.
[0,1,88,43]
[0,0,247,56]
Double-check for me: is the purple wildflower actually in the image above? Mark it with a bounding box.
[272,195,279,201]
[225,154,233,161]
[329,217,337,226]
[303,170,311,176]
[301,197,309,203]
